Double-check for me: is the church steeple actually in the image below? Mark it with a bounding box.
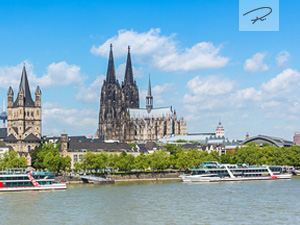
[106,44,117,84]
[16,64,35,107]
[124,46,134,85]
[146,75,153,113]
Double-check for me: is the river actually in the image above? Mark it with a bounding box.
[1,178,299,224]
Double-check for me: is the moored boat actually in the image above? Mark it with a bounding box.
[292,170,300,176]
[0,168,66,192]
[180,162,291,182]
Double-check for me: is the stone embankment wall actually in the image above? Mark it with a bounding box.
[107,171,184,182]
[55,171,185,183]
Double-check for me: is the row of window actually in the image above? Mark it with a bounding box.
[3,181,52,187]
[0,175,54,180]
[74,154,83,162]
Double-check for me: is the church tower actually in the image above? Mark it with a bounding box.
[120,46,139,142]
[146,76,153,113]
[5,65,42,152]
[121,46,139,109]
[98,44,122,141]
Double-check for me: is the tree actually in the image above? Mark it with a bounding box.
[108,154,119,170]
[31,143,61,169]
[149,150,170,171]
[30,143,71,172]
[74,162,82,172]
[128,143,136,148]
[1,151,27,169]
[117,152,135,172]
[94,154,108,172]
[134,153,149,171]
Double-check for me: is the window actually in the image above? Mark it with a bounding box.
[74,155,78,162]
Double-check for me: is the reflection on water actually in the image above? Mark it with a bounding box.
[1,178,300,224]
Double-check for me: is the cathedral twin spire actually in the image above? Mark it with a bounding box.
[106,44,117,84]
[106,44,134,85]
[124,46,134,85]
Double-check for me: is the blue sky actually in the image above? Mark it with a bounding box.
[0,0,300,140]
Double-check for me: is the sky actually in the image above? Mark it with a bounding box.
[0,0,300,140]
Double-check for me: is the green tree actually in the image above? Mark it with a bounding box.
[117,152,135,172]
[149,150,170,171]
[108,154,119,170]
[134,153,149,171]
[1,151,27,169]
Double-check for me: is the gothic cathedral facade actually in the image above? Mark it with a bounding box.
[5,65,42,152]
[97,45,187,143]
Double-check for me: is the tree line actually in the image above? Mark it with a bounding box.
[73,144,300,172]
[7,142,300,172]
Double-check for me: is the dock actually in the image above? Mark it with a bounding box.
[80,175,115,185]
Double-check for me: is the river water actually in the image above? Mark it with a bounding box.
[1,178,299,225]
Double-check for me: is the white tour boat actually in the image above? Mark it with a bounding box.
[180,161,291,182]
[0,168,67,192]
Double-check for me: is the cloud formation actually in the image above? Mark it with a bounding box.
[42,102,98,135]
[0,61,87,91]
[244,52,269,73]
[183,69,300,136]
[37,61,87,87]
[140,82,174,106]
[262,69,300,93]
[115,63,144,82]
[91,29,229,72]
[75,75,106,103]
[276,50,290,67]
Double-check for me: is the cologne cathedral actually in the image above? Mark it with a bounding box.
[97,44,187,143]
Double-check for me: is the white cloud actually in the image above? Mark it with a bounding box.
[152,83,174,104]
[262,69,300,93]
[36,62,87,87]
[0,61,87,91]
[91,29,229,72]
[233,87,262,102]
[182,68,300,136]
[261,101,280,109]
[244,52,269,73]
[42,102,98,135]
[241,114,249,119]
[276,50,290,67]
[75,75,106,103]
[184,75,234,104]
[0,61,33,89]
[140,83,174,106]
[115,63,144,82]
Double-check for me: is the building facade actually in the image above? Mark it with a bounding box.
[215,122,225,137]
[293,132,300,146]
[243,135,294,148]
[97,45,187,143]
[4,65,42,152]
